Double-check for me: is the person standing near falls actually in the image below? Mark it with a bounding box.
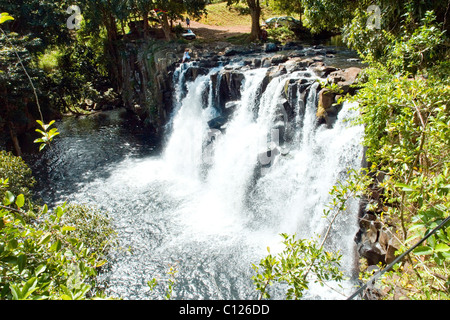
[182,48,191,63]
[186,17,190,28]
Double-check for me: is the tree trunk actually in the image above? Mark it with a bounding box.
[102,8,121,91]
[8,122,22,157]
[160,13,173,41]
[247,0,261,41]
[143,14,149,38]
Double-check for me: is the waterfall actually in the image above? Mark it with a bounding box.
[64,58,364,299]
[149,61,364,298]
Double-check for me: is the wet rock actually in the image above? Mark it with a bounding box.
[224,101,239,117]
[184,66,209,82]
[312,65,340,78]
[207,115,228,130]
[288,50,306,58]
[261,57,271,68]
[264,42,278,53]
[282,42,303,51]
[223,46,256,56]
[271,54,289,65]
[356,211,401,267]
[217,70,245,110]
[284,58,308,72]
[252,58,261,68]
[259,65,287,96]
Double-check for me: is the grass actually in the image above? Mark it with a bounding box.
[198,1,277,27]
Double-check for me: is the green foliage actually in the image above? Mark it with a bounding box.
[349,59,450,298]
[266,25,295,43]
[60,203,118,260]
[0,1,71,49]
[34,120,60,151]
[344,10,447,75]
[384,12,447,74]
[252,234,343,299]
[0,31,45,125]
[0,151,35,202]
[267,0,304,20]
[0,188,117,299]
[147,264,178,300]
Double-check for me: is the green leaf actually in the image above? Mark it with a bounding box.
[10,285,20,300]
[395,183,415,192]
[96,260,106,268]
[35,264,46,276]
[17,254,26,273]
[39,232,52,245]
[15,194,25,209]
[434,243,450,253]
[22,277,38,299]
[414,245,434,256]
[7,239,18,250]
[3,191,15,205]
[61,226,76,233]
[50,239,62,252]
[56,206,64,218]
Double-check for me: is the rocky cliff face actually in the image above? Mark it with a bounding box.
[119,41,182,133]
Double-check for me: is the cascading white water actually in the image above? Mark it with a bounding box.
[67,60,364,299]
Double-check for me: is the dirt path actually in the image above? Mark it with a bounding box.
[184,20,251,41]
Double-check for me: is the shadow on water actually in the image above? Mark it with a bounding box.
[24,108,162,206]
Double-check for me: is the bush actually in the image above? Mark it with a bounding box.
[0,189,117,300]
[267,26,296,44]
[0,150,35,201]
[349,62,450,299]
[0,152,117,300]
[344,10,447,75]
[61,203,118,260]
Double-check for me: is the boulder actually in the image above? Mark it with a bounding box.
[252,58,262,68]
[317,88,335,115]
[271,54,289,65]
[282,42,303,51]
[261,57,271,68]
[259,65,287,97]
[328,67,362,94]
[284,58,308,73]
[207,115,228,130]
[356,211,400,267]
[264,42,278,53]
[312,65,340,78]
